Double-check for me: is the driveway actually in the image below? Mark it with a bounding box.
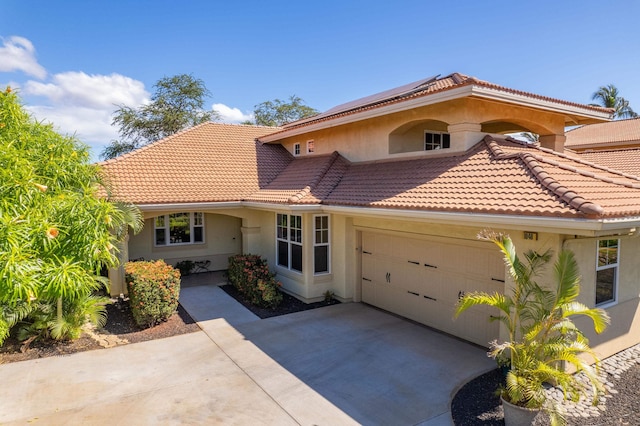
[0,283,494,425]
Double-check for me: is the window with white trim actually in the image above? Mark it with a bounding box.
[314,215,330,274]
[307,140,315,154]
[596,239,618,306]
[294,143,300,156]
[154,212,204,246]
[424,131,450,150]
[277,214,302,272]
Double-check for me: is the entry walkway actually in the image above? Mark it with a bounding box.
[0,277,494,425]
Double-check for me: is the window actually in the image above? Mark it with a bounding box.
[154,212,204,246]
[596,239,619,306]
[314,215,330,274]
[277,214,302,272]
[424,132,450,151]
[294,143,301,156]
[307,140,315,154]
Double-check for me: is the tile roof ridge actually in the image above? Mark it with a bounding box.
[484,135,604,216]
[535,145,640,184]
[288,151,345,203]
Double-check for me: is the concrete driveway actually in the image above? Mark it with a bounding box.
[0,284,494,425]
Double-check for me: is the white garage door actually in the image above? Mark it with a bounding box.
[361,232,504,347]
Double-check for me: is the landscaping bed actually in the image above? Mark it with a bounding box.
[219,284,340,319]
[452,365,640,425]
[0,300,199,364]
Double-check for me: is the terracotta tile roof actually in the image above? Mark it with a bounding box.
[578,148,640,177]
[323,136,640,219]
[565,118,640,149]
[259,73,612,140]
[245,152,351,204]
[99,123,291,204]
[101,123,640,219]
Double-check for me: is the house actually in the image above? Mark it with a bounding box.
[101,73,640,360]
[566,117,640,177]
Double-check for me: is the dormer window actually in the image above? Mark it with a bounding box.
[425,132,450,150]
[307,140,315,154]
[294,143,301,156]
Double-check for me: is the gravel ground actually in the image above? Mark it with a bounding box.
[452,344,640,425]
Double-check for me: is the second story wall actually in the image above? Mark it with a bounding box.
[273,97,568,162]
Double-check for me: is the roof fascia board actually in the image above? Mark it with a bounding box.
[136,202,244,212]
[261,85,611,143]
[241,202,323,213]
[470,86,612,122]
[259,86,473,142]
[320,205,640,236]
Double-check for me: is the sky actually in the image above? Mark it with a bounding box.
[1,0,639,160]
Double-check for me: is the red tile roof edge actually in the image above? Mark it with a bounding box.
[258,73,613,140]
[287,151,345,203]
[485,135,640,218]
[98,122,282,165]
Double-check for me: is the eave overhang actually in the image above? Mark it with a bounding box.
[259,85,612,143]
[134,201,640,238]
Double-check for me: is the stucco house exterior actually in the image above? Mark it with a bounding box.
[101,73,640,360]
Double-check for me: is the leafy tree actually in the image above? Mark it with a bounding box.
[0,87,143,346]
[590,84,638,119]
[253,95,318,126]
[101,74,218,159]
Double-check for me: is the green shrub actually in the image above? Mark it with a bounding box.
[125,260,181,328]
[228,254,282,309]
[175,260,195,276]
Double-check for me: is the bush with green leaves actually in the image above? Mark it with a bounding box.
[175,260,195,276]
[0,87,142,345]
[228,254,282,309]
[126,260,181,328]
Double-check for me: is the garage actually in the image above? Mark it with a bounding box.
[360,231,505,347]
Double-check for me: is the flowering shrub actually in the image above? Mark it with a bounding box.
[125,260,181,328]
[228,254,282,309]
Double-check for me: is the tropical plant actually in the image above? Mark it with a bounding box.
[101,74,218,159]
[590,84,638,119]
[455,231,610,426]
[0,87,143,346]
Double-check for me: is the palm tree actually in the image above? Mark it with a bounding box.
[455,231,610,425]
[590,84,638,119]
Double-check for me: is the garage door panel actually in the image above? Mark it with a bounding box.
[362,278,376,304]
[361,231,504,348]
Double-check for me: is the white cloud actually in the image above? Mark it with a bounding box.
[213,103,254,123]
[21,71,150,159]
[24,71,149,109]
[0,36,47,79]
[27,104,118,153]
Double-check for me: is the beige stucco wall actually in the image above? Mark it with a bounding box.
[129,213,242,270]
[565,236,640,360]
[275,98,567,162]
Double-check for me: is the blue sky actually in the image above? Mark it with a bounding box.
[2,0,639,159]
